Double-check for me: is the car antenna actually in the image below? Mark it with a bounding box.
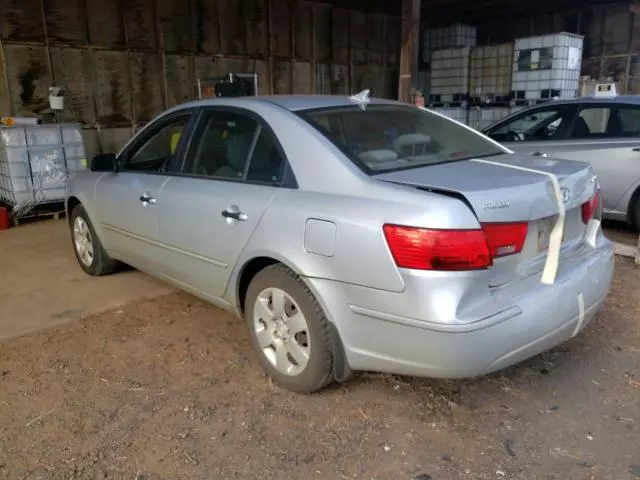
[349,89,371,110]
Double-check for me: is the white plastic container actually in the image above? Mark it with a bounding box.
[0,124,87,214]
[423,24,476,62]
[429,47,471,104]
[511,33,584,102]
[470,43,513,102]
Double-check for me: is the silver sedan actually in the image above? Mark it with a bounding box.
[66,94,614,393]
[483,95,640,228]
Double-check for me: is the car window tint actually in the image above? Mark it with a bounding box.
[188,111,259,180]
[126,116,190,172]
[616,107,640,136]
[245,128,285,184]
[570,107,611,138]
[487,108,572,142]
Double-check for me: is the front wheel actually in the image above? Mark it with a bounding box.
[245,264,335,394]
[70,204,119,276]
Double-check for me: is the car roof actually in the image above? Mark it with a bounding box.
[537,95,640,106]
[178,94,403,112]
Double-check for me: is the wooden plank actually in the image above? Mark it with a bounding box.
[165,54,192,106]
[123,0,158,52]
[367,14,384,66]
[272,60,292,94]
[50,47,95,123]
[254,59,270,94]
[397,0,419,102]
[196,0,221,54]
[315,63,331,94]
[314,4,332,63]
[129,53,163,124]
[293,61,313,93]
[383,68,397,99]
[1,0,45,42]
[85,0,125,48]
[92,50,131,126]
[294,3,313,60]
[245,0,268,57]
[385,16,400,68]
[158,0,193,52]
[270,0,292,58]
[3,44,53,116]
[218,0,247,56]
[0,38,12,115]
[43,0,87,44]
[331,64,349,94]
[332,8,350,64]
[193,55,222,82]
[350,11,368,66]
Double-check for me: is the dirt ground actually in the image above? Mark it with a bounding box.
[0,223,639,480]
[0,220,173,340]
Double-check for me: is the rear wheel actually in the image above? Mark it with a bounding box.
[71,204,118,276]
[244,264,334,393]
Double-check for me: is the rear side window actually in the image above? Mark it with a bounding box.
[299,105,504,174]
[616,106,640,136]
[570,107,611,138]
[184,109,285,184]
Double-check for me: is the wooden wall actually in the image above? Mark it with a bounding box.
[0,0,401,131]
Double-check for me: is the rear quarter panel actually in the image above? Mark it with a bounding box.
[224,179,481,305]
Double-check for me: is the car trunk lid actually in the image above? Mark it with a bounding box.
[375,153,599,286]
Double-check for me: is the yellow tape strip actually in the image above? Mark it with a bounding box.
[471,158,565,285]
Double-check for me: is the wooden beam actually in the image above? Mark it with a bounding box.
[397,0,420,103]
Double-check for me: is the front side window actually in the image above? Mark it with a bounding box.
[486,107,574,143]
[299,105,504,174]
[185,110,285,184]
[125,115,190,172]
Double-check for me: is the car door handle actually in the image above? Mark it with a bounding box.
[139,193,156,205]
[632,147,640,152]
[532,151,547,157]
[222,209,248,221]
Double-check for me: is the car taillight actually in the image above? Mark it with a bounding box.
[481,222,528,258]
[383,224,492,271]
[383,222,529,271]
[581,189,601,224]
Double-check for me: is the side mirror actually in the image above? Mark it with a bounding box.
[90,153,118,172]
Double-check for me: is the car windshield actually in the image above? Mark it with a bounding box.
[298,104,504,174]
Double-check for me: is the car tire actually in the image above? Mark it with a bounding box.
[244,264,335,394]
[631,194,640,232]
[70,204,119,276]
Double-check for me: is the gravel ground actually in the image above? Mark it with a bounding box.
[1,258,639,480]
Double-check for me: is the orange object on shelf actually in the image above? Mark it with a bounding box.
[0,207,10,231]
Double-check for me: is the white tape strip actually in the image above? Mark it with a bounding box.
[572,293,585,337]
[471,158,565,285]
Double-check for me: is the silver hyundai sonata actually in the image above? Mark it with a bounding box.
[66,93,614,393]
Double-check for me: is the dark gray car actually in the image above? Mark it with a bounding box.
[483,95,640,228]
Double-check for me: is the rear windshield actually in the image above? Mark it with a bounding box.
[298,105,504,174]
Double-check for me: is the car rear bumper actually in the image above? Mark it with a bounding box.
[306,231,615,378]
